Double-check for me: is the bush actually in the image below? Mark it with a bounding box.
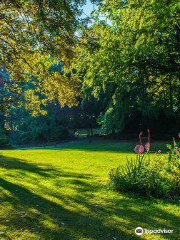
[0,128,11,149]
[109,154,180,199]
[14,125,69,145]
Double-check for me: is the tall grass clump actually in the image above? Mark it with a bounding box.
[109,132,180,199]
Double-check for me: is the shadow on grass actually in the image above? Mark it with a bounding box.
[0,155,179,240]
[0,179,138,240]
[0,154,52,177]
[0,154,93,180]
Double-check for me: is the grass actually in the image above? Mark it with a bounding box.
[0,141,179,240]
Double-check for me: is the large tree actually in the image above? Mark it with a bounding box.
[0,0,97,113]
[75,0,180,136]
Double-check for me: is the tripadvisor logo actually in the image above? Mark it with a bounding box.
[135,227,173,235]
[135,227,143,235]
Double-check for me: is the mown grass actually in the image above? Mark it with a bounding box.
[0,141,179,240]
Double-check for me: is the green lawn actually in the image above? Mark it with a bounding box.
[0,141,179,240]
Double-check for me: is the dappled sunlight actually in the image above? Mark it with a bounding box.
[0,143,179,239]
[0,0,179,238]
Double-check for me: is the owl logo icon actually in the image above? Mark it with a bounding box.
[135,227,143,235]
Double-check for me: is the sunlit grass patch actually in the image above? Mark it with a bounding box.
[0,141,179,240]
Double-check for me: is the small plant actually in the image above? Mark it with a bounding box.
[166,134,180,168]
[109,155,149,194]
[109,132,180,199]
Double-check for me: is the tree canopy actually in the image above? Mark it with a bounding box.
[75,0,180,135]
[1,0,180,142]
[0,0,91,112]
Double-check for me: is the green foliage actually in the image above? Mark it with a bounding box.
[76,0,180,134]
[0,127,11,149]
[17,126,68,145]
[167,138,180,167]
[8,102,71,145]
[109,154,180,199]
[0,1,96,113]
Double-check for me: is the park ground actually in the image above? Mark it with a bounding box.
[0,140,179,240]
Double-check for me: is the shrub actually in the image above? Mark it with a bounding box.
[109,132,180,199]
[0,128,11,149]
[109,154,180,199]
[15,126,69,145]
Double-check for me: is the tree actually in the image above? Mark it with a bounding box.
[0,0,97,112]
[75,0,180,136]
